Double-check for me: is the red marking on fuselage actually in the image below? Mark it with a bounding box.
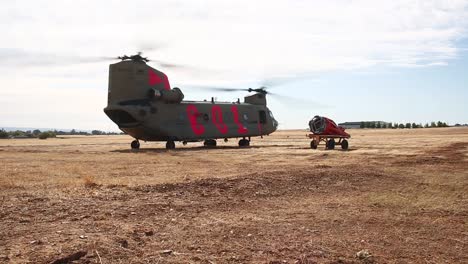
[148,69,162,85]
[211,106,228,134]
[230,106,248,134]
[148,69,171,90]
[186,104,205,135]
[162,73,170,90]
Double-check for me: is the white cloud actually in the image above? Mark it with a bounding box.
[0,0,467,129]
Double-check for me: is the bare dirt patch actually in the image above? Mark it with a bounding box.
[1,128,467,263]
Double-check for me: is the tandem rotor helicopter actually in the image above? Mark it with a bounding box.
[104,52,280,149]
[3,47,345,150]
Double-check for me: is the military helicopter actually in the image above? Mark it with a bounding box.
[103,52,279,149]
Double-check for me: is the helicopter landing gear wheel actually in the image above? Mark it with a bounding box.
[238,139,250,147]
[310,140,318,149]
[326,139,335,150]
[203,139,217,147]
[131,140,140,149]
[166,140,175,149]
[341,139,349,150]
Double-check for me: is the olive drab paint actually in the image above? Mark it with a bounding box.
[104,55,278,147]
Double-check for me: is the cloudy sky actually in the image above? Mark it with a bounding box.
[1,0,467,130]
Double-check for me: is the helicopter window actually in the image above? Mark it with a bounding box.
[203,114,209,121]
[259,111,267,124]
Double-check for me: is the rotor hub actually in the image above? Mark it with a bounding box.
[248,87,268,94]
[118,52,149,62]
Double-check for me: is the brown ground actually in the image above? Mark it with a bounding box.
[0,128,467,264]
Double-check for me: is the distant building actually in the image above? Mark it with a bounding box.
[338,121,390,129]
[338,122,361,129]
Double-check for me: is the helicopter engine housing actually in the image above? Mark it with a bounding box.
[148,87,184,103]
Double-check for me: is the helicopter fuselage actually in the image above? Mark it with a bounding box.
[105,100,277,141]
[103,59,278,144]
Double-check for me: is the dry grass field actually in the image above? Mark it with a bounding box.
[0,128,467,263]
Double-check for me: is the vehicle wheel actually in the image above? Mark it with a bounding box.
[166,140,175,149]
[341,139,349,150]
[131,140,140,149]
[211,140,217,147]
[204,139,217,147]
[310,140,318,149]
[327,139,335,150]
[238,139,250,147]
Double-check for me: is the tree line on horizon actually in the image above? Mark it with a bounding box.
[0,129,124,139]
[359,121,450,129]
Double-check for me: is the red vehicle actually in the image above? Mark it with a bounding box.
[307,115,350,150]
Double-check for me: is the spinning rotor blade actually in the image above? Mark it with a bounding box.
[151,59,190,69]
[266,91,329,108]
[187,83,328,108]
[187,85,250,92]
[0,46,175,66]
[0,48,121,67]
[136,42,166,54]
[135,42,189,69]
[260,73,319,90]
[189,85,283,95]
[69,56,120,63]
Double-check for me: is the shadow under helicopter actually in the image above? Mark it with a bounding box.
[110,144,298,153]
[293,147,358,151]
[111,145,357,153]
